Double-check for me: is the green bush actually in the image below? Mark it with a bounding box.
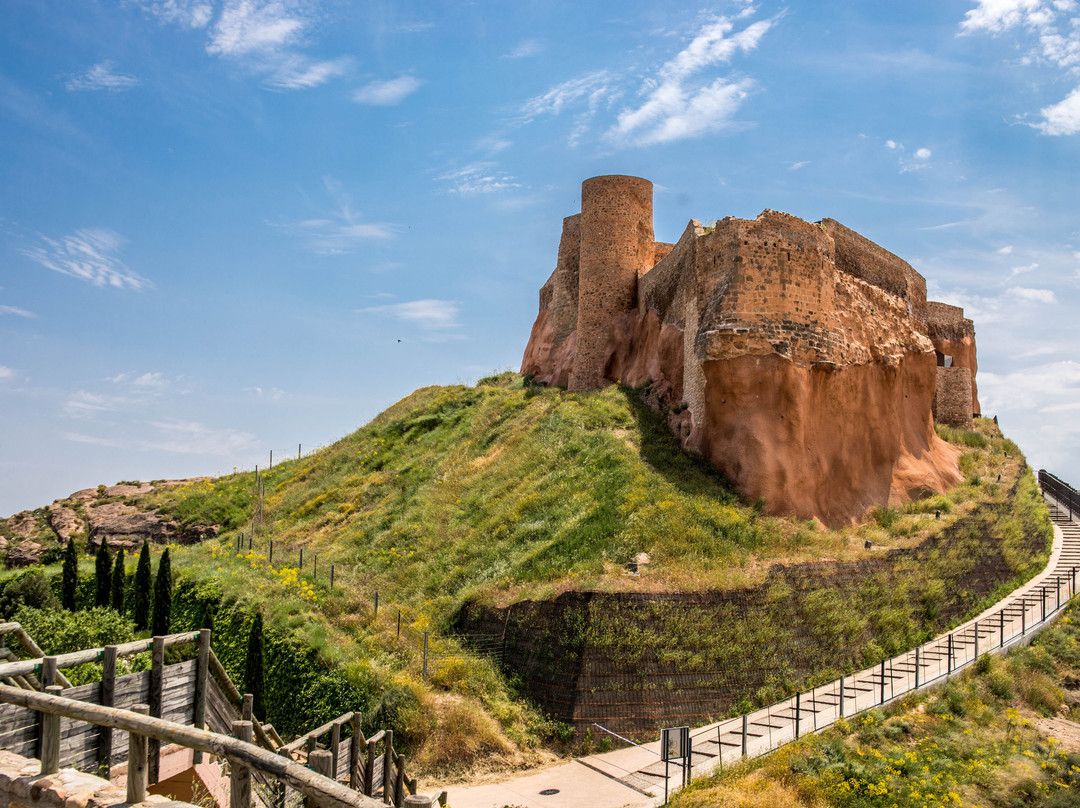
[13,606,140,685]
[0,571,59,618]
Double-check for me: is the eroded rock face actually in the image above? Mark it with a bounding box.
[522,177,977,525]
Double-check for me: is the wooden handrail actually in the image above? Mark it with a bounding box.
[207,648,276,752]
[0,624,74,688]
[281,711,356,753]
[0,685,383,808]
[0,631,199,680]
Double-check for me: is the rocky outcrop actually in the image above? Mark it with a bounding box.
[2,478,217,566]
[522,176,977,526]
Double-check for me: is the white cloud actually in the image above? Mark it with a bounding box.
[268,56,350,90]
[436,163,521,194]
[998,245,1015,254]
[207,0,305,56]
[885,139,901,149]
[505,39,544,59]
[272,176,397,254]
[961,1,1080,132]
[21,228,151,290]
[518,71,617,122]
[0,305,35,318]
[960,0,1046,33]
[1008,261,1039,278]
[0,366,13,381]
[140,418,259,455]
[356,298,463,336]
[139,0,213,29]
[66,61,139,92]
[1008,285,1057,302]
[914,147,932,159]
[63,432,122,448]
[1033,85,1080,134]
[608,14,774,146]
[789,160,810,170]
[64,391,117,417]
[351,76,424,106]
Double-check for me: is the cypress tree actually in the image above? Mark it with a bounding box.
[94,542,112,607]
[61,539,78,611]
[133,541,152,631]
[110,548,125,612]
[243,611,265,719]
[151,548,172,637]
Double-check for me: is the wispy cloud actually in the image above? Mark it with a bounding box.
[607,12,776,146]
[436,163,521,194]
[267,56,351,90]
[504,39,544,59]
[63,432,122,448]
[351,76,424,105]
[66,61,139,92]
[0,366,14,382]
[63,371,183,418]
[356,298,464,340]
[272,176,397,254]
[207,0,305,56]
[21,228,150,290]
[0,305,36,318]
[1009,285,1057,303]
[960,1,1080,134]
[1007,261,1039,279]
[517,71,617,122]
[884,138,935,172]
[138,0,214,29]
[789,160,810,170]
[140,418,258,455]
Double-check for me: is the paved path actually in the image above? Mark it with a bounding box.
[450,496,1079,808]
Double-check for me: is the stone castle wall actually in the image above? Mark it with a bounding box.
[822,218,928,306]
[568,176,654,391]
[934,366,974,428]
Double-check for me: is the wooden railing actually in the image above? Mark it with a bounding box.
[0,684,383,808]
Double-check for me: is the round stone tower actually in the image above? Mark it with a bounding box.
[568,175,655,391]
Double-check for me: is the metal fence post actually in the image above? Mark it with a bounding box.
[880,661,886,704]
[741,714,748,757]
[974,620,979,660]
[947,634,953,674]
[914,646,920,689]
[839,676,845,716]
[794,692,801,739]
[1000,609,1005,648]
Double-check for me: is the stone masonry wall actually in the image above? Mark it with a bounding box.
[920,301,975,342]
[545,214,582,345]
[822,218,928,306]
[569,176,654,391]
[934,366,974,428]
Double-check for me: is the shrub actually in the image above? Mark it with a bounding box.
[243,611,266,719]
[0,571,59,618]
[13,606,138,685]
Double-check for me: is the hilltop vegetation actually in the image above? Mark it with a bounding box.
[671,599,1080,808]
[0,374,1053,778]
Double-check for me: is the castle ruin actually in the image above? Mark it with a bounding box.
[522,175,979,525]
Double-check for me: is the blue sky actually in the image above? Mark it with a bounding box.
[2,0,1079,516]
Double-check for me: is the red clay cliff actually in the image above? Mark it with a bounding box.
[521,176,979,526]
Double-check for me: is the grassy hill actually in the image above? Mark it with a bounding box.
[0,373,1053,778]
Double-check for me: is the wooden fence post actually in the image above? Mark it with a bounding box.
[394,754,406,807]
[383,730,394,800]
[98,645,117,775]
[306,750,333,808]
[274,748,289,808]
[127,705,149,804]
[193,629,210,764]
[231,720,253,808]
[330,719,342,778]
[365,740,376,797]
[40,685,62,775]
[41,655,57,687]
[349,714,362,790]
[243,693,253,722]
[149,636,165,784]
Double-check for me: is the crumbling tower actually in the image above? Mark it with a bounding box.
[568,175,655,391]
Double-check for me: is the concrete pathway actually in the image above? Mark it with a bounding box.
[449,496,1079,808]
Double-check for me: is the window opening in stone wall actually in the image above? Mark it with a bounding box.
[935,351,954,367]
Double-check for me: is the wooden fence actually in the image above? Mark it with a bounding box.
[0,627,431,807]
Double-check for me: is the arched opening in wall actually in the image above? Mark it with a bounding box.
[935,351,954,367]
